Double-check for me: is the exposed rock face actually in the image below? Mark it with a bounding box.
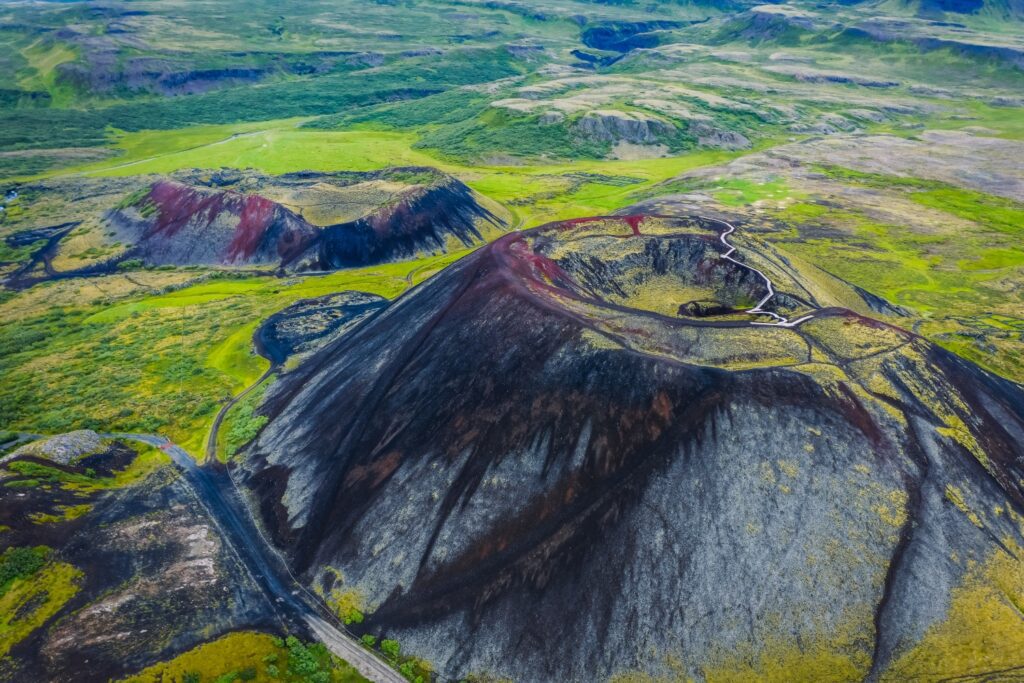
[105,169,504,270]
[722,8,818,42]
[690,121,751,149]
[10,430,102,465]
[242,215,1024,682]
[764,65,900,88]
[58,60,273,97]
[574,110,676,144]
[581,21,686,52]
[844,21,1024,69]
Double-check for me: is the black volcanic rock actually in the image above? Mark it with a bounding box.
[581,21,687,52]
[256,291,389,365]
[313,176,499,269]
[241,216,1024,682]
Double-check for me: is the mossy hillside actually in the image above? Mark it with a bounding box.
[0,558,82,658]
[883,539,1024,681]
[16,39,78,108]
[766,168,1024,381]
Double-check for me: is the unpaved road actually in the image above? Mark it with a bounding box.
[205,367,275,462]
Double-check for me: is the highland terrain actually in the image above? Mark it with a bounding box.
[1,0,1023,682]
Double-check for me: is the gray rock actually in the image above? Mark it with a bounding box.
[690,122,751,149]
[11,430,103,465]
[574,110,676,144]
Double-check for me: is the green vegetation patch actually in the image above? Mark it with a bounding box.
[0,256,455,455]
[221,380,271,462]
[359,635,433,683]
[0,559,82,657]
[121,631,368,683]
[770,169,1024,381]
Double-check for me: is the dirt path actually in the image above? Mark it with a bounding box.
[715,218,814,328]
[205,366,275,462]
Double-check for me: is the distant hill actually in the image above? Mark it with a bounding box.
[105,168,507,270]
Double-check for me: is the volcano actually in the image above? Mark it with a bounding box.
[240,215,1024,682]
[105,168,504,270]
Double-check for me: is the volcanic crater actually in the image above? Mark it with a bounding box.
[240,215,1024,682]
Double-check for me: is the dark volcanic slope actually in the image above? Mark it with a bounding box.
[241,216,1024,682]
[314,175,497,269]
[105,168,503,270]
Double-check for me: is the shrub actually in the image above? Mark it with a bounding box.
[381,639,401,660]
[0,546,49,595]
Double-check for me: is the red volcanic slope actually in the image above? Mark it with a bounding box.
[228,194,278,261]
[135,180,310,264]
[118,174,501,269]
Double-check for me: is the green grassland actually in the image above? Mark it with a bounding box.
[43,118,761,230]
[16,40,78,109]
[121,631,368,683]
[0,253,467,456]
[767,170,1024,381]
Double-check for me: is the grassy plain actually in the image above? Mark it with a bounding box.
[47,118,760,230]
[0,253,468,456]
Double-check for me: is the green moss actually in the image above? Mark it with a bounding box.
[121,630,369,683]
[0,560,82,657]
[911,187,1024,236]
[813,165,1024,236]
[114,188,150,210]
[884,540,1024,680]
[29,504,92,524]
[1,441,168,492]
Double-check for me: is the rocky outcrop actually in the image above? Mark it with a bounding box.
[581,21,687,52]
[574,110,676,144]
[9,430,102,465]
[718,8,818,43]
[844,22,1024,69]
[764,64,900,88]
[256,292,389,365]
[241,215,1024,682]
[690,121,751,149]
